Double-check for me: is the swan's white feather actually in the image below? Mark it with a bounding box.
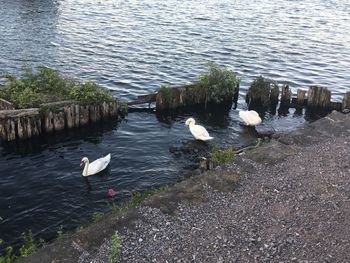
[190,124,213,141]
[239,110,262,126]
[85,154,111,176]
[185,118,213,141]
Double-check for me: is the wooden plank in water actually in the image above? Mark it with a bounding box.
[127,94,157,105]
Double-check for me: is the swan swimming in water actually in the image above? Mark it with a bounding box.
[239,110,262,126]
[80,154,111,177]
[185,117,213,141]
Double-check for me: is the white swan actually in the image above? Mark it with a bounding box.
[239,110,262,126]
[80,153,111,177]
[185,117,213,141]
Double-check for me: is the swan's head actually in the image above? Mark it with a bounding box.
[80,157,89,167]
[185,117,195,126]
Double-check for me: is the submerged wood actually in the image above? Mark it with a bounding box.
[0,100,119,142]
[127,94,157,106]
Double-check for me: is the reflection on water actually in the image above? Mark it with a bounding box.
[1,0,350,253]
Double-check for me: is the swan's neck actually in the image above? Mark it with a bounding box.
[83,161,89,177]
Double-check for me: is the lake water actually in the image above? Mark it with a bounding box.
[1,0,350,251]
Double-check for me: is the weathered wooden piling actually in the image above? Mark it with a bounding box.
[0,109,41,141]
[342,91,350,111]
[246,78,348,113]
[269,83,279,105]
[296,89,306,106]
[307,86,331,109]
[155,83,237,112]
[0,99,119,142]
[245,76,271,109]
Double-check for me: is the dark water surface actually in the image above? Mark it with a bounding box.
[1,0,350,250]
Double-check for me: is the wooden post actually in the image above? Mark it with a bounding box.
[6,119,16,141]
[342,91,350,111]
[281,84,292,104]
[74,105,80,127]
[64,105,74,129]
[44,111,55,133]
[53,111,65,131]
[89,104,101,122]
[109,101,118,118]
[307,86,331,109]
[296,89,306,106]
[17,117,26,140]
[32,118,41,137]
[246,76,271,109]
[100,102,109,120]
[89,105,97,123]
[79,105,90,126]
[270,83,279,105]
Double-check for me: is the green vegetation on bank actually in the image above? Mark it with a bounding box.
[0,231,45,263]
[0,66,113,109]
[199,62,240,103]
[210,147,234,166]
[109,231,122,263]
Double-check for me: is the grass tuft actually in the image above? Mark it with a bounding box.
[210,147,234,166]
[92,212,104,223]
[109,231,121,263]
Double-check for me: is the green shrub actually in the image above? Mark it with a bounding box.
[199,62,240,103]
[109,231,121,263]
[68,81,113,104]
[210,147,234,165]
[0,66,113,108]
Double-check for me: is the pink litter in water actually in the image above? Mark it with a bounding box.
[107,188,117,197]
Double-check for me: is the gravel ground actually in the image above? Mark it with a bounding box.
[114,137,350,262]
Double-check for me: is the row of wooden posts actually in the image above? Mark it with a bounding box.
[245,79,350,112]
[1,83,349,142]
[0,100,119,141]
[129,84,350,112]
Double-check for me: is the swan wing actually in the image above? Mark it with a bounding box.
[239,111,261,126]
[88,154,111,175]
[190,124,213,141]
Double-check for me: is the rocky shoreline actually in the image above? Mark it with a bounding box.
[20,111,350,262]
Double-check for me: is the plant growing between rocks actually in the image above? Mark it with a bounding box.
[210,147,234,166]
[92,212,104,223]
[0,231,45,263]
[109,231,121,263]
